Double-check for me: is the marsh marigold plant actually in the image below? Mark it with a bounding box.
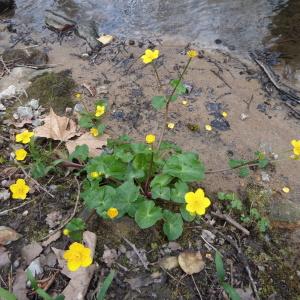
[15,148,28,161]
[141,49,159,64]
[95,105,105,117]
[185,188,211,215]
[63,242,92,271]
[15,130,34,144]
[9,179,30,200]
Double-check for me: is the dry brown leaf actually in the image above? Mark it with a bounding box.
[34,108,78,141]
[42,231,61,247]
[21,242,43,265]
[13,269,28,300]
[159,256,179,270]
[97,34,114,45]
[0,246,10,268]
[0,226,22,245]
[52,231,97,300]
[66,133,109,157]
[178,251,205,275]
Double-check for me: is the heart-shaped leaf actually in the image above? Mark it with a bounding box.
[135,201,163,229]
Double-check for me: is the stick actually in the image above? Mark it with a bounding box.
[210,69,232,89]
[191,274,203,300]
[211,212,250,236]
[122,237,149,270]
[0,199,36,216]
[0,56,10,74]
[39,178,81,241]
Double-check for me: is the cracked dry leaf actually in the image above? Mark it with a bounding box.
[66,132,109,157]
[0,226,22,245]
[34,108,78,141]
[178,251,205,275]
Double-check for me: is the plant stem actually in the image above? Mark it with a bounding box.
[157,58,192,149]
[145,144,154,193]
[152,63,162,90]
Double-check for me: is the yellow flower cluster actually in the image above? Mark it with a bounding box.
[63,242,92,271]
[187,50,198,58]
[95,105,105,117]
[185,188,211,215]
[90,127,99,137]
[90,171,102,178]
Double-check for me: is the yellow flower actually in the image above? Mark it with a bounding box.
[63,229,70,236]
[63,242,92,272]
[222,111,228,118]
[182,100,188,105]
[75,93,81,98]
[187,50,198,58]
[9,179,30,200]
[95,105,105,117]
[291,139,300,156]
[15,149,28,161]
[15,130,34,144]
[107,207,119,219]
[282,186,290,193]
[185,188,211,215]
[90,127,99,137]
[90,171,101,178]
[141,49,159,64]
[167,122,175,129]
[205,124,212,131]
[146,134,156,144]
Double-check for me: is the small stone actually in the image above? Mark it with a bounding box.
[129,40,135,45]
[13,259,20,269]
[1,180,9,187]
[17,106,33,120]
[96,85,108,95]
[65,107,72,114]
[261,171,270,182]
[0,103,6,111]
[201,229,216,244]
[27,99,39,110]
[13,113,19,120]
[74,103,85,113]
[81,53,90,58]
[240,113,249,121]
[26,258,43,277]
[0,189,10,201]
[22,210,29,217]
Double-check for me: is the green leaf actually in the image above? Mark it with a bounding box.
[163,152,205,182]
[170,181,188,203]
[97,270,115,300]
[218,192,226,200]
[135,200,163,229]
[69,144,89,161]
[36,288,54,300]
[116,180,140,210]
[239,166,250,178]
[258,158,269,169]
[180,206,195,222]
[79,114,94,129]
[159,141,182,153]
[163,210,183,240]
[131,143,151,154]
[228,159,247,169]
[221,283,241,300]
[27,269,38,289]
[132,153,151,172]
[114,144,134,163]
[250,208,260,220]
[31,161,53,179]
[97,124,107,135]
[257,217,269,233]
[215,251,225,282]
[152,96,167,110]
[151,185,171,200]
[54,296,65,300]
[170,79,187,96]
[150,174,173,188]
[66,218,86,241]
[0,287,17,300]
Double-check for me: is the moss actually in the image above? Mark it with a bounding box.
[26,71,76,114]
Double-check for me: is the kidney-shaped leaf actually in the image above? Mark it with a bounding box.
[135,200,163,229]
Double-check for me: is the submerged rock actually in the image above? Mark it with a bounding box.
[2,48,48,66]
[76,21,101,51]
[45,9,76,32]
[0,0,15,13]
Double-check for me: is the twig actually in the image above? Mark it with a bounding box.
[211,212,250,235]
[200,235,222,254]
[18,164,55,198]
[122,237,149,270]
[0,56,10,74]
[210,69,232,89]
[191,274,203,300]
[218,232,260,300]
[243,94,254,111]
[0,199,36,216]
[39,177,81,241]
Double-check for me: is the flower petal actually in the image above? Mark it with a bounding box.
[67,260,81,272]
[195,206,206,215]
[186,203,196,213]
[185,192,196,203]
[202,197,211,209]
[195,188,204,200]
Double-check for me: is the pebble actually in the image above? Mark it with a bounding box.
[0,189,10,201]
[13,259,20,269]
[0,103,6,111]
[1,180,9,187]
[13,113,19,120]
[240,113,249,121]
[22,210,29,217]
[261,171,270,182]
[74,103,85,113]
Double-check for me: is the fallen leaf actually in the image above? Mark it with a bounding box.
[21,242,43,265]
[159,256,179,270]
[13,269,28,300]
[0,226,22,245]
[34,108,78,141]
[97,34,114,45]
[42,231,61,247]
[66,133,109,157]
[0,246,10,268]
[26,257,43,277]
[102,246,119,267]
[53,231,97,299]
[236,287,255,300]
[125,272,163,290]
[46,211,63,229]
[178,251,205,275]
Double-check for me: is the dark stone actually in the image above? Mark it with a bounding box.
[0,0,15,13]
[211,117,230,131]
[128,39,135,46]
[215,39,222,44]
[76,21,101,51]
[45,9,76,32]
[2,48,48,66]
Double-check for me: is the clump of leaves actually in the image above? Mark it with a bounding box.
[64,218,86,241]
[81,135,205,240]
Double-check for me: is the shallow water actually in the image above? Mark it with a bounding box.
[10,0,300,68]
